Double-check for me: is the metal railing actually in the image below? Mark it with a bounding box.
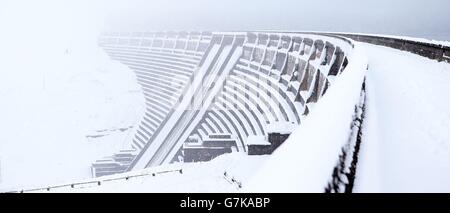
[3,168,183,193]
[324,33,450,63]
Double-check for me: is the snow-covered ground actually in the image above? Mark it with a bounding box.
[243,41,450,193]
[0,46,145,191]
[1,27,449,192]
[354,43,450,192]
[0,1,145,191]
[11,153,267,193]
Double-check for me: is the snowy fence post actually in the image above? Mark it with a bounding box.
[324,78,367,193]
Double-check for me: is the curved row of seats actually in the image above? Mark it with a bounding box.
[92,32,213,177]
[187,32,349,152]
[99,32,212,151]
[93,32,352,176]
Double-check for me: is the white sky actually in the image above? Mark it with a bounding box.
[0,0,449,41]
[104,0,450,40]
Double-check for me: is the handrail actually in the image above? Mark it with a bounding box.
[3,168,183,193]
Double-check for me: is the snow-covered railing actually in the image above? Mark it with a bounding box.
[324,79,366,193]
[325,33,450,63]
[4,168,183,193]
[258,30,450,63]
[245,40,369,192]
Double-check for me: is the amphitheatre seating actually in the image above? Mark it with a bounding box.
[183,132,238,162]
[99,31,212,151]
[92,31,212,177]
[183,32,351,161]
[92,31,353,175]
[91,149,137,177]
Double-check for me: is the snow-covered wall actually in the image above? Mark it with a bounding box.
[327,33,450,62]
[245,42,368,192]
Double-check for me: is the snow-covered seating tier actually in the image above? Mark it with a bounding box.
[92,31,212,177]
[93,32,356,177]
[180,32,352,162]
[99,32,211,151]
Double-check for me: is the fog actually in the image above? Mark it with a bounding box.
[104,0,450,40]
[1,0,449,40]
